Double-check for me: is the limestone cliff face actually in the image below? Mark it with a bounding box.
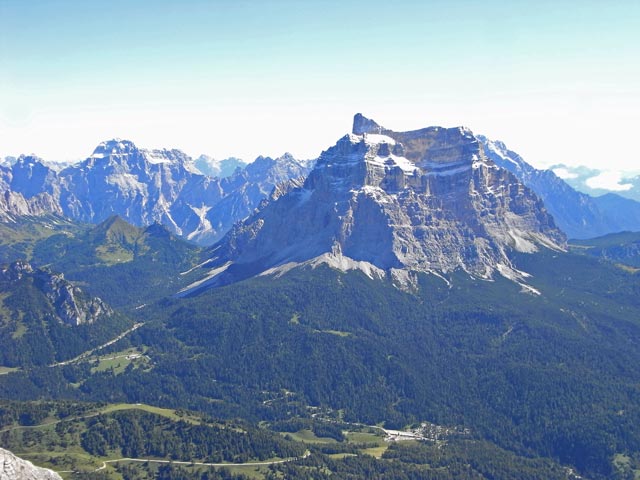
[0,448,62,480]
[190,115,565,292]
[0,191,62,221]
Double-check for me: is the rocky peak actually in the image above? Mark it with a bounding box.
[189,115,565,293]
[85,139,194,171]
[0,448,62,480]
[352,113,384,135]
[36,268,112,326]
[91,138,138,158]
[1,156,18,167]
[9,155,58,198]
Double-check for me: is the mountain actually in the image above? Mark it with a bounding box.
[5,118,640,479]
[1,140,311,245]
[194,154,247,177]
[479,136,640,238]
[0,448,62,480]
[0,260,129,367]
[56,139,225,243]
[188,114,565,292]
[5,156,59,199]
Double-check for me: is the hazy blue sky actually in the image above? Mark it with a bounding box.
[1,1,639,183]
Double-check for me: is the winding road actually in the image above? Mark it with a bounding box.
[48,322,144,367]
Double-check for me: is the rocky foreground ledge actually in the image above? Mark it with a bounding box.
[0,448,62,480]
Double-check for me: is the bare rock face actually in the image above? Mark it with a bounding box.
[190,115,565,292]
[0,448,62,480]
[0,191,62,221]
[34,270,112,326]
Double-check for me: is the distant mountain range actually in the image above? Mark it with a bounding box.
[0,141,311,245]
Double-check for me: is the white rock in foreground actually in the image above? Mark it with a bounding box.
[0,448,62,480]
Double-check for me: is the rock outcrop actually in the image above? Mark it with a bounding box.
[0,261,112,326]
[0,448,62,480]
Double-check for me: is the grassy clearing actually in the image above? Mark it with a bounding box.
[0,366,19,375]
[16,451,105,478]
[11,322,27,339]
[95,244,134,265]
[284,429,338,444]
[328,453,358,459]
[344,430,389,458]
[99,403,203,424]
[345,431,384,443]
[360,445,389,458]
[118,461,269,480]
[89,347,149,375]
[217,464,268,479]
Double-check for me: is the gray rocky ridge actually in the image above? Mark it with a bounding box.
[0,191,62,221]
[0,448,62,480]
[186,115,566,293]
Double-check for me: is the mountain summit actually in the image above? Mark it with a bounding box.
[186,115,566,292]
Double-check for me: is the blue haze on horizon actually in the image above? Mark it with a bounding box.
[1,0,639,189]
